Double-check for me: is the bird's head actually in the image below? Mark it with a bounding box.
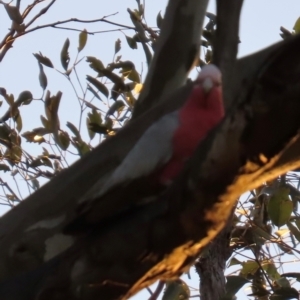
[196,64,222,94]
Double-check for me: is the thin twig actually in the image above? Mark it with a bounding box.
[0,177,20,202]
[22,0,47,20]
[50,26,132,34]
[24,15,134,35]
[148,281,165,300]
[25,0,56,29]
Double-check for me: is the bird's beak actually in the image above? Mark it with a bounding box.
[202,77,213,95]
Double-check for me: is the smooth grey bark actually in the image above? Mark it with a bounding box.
[196,1,243,299]
[132,0,209,118]
[213,0,244,109]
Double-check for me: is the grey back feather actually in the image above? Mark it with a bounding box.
[100,111,180,194]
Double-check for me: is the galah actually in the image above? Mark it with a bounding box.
[64,64,224,232]
[101,64,224,189]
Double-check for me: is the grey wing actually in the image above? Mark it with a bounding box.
[101,110,180,192]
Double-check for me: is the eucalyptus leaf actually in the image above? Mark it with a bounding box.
[78,29,88,52]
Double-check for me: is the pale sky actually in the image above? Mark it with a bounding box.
[0,1,299,299]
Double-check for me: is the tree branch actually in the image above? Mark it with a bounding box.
[132,0,209,118]
[213,0,244,110]
[24,0,56,29]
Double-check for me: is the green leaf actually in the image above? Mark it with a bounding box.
[156,11,163,29]
[87,109,102,140]
[38,63,47,90]
[287,221,300,242]
[60,38,70,71]
[44,91,61,134]
[262,262,281,281]
[268,187,293,227]
[72,139,90,157]
[125,35,138,49]
[124,90,136,107]
[66,122,81,139]
[276,277,291,288]
[88,109,102,125]
[57,130,70,151]
[125,82,137,91]
[88,123,109,134]
[86,118,95,140]
[115,38,121,54]
[252,224,273,240]
[240,260,259,276]
[14,114,22,132]
[113,60,135,71]
[8,143,22,163]
[86,56,105,73]
[104,117,113,131]
[293,17,300,34]
[281,272,300,282]
[42,147,49,156]
[4,94,14,106]
[10,105,19,119]
[81,99,100,111]
[279,26,292,39]
[33,52,54,68]
[22,131,46,144]
[101,69,125,87]
[78,29,88,52]
[228,257,242,267]
[87,84,102,101]
[41,157,53,168]
[0,125,11,146]
[127,69,140,83]
[32,127,51,136]
[29,176,40,191]
[0,164,10,172]
[40,115,50,130]
[162,280,190,300]
[16,91,32,105]
[270,287,299,299]
[115,55,122,63]
[107,100,125,116]
[277,242,293,255]
[0,88,6,97]
[10,130,21,146]
[22,128,49,144]
[29,158,46,168]
[86,75,109,98]
[138,4,144,16]
[133,33,142,43]
[221,276,249,300]
[142,42,152,66]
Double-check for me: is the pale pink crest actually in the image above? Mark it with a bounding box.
[197,64,222,84]
[196,64,222,93]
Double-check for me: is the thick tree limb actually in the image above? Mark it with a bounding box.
[132,0,209,118]
[195,221,233,300]
[198,2,243,297]
[213,0,244,109]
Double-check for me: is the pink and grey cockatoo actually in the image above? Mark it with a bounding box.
[101,64,224,188]
[65,64,224,233]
